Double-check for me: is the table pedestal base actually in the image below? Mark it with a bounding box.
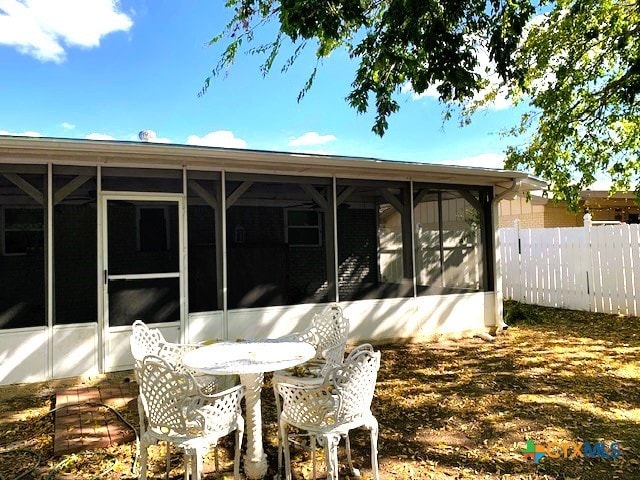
[240,372,268,479]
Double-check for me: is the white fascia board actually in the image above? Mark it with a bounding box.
[0,136,547,188]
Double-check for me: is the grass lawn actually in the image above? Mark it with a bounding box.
[2,302,640,479]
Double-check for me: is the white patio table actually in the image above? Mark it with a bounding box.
[182,340,316,479]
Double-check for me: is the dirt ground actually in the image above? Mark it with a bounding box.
[2,302,640,479]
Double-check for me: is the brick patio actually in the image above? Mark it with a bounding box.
[53,382,138,456]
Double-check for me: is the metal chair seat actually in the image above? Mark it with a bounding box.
[275,346,381,480]
[137,355,244,480]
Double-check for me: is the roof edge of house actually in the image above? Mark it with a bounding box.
[0,135,548,190]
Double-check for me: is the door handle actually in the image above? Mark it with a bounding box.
[104,269,108,285]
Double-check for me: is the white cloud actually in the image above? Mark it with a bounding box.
[288,132,337,147]
[402,39,513,111]
[0,129,42,137]
[0,0,133,63]
[440,153,506,170]
[186,131,248,149]
[61,122,75,130]
[86,132,115,140]
[400,82,439,101]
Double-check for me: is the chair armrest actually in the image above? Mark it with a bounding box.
[185,384,245,433]
[275,382,339,427]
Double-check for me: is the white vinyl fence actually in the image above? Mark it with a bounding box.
[500,215,640,315]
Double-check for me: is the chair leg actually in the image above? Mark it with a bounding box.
[311,435,317,480]
[194,448,205,480]
[183,453,191,480]
[280,419,293,480]
[165,442,171,480]
[136,398,146,477]
[369,420,380,480]
[139,441,149,480]
[322,434,341,480]
[214,445,220,476]
[274,382,283,478]
[344,433,360,477]
[234,424,243,480]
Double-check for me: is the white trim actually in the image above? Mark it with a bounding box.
[221,170,229,340]
[492,188,504,328]
[107,272,180,280]
[101,191,185,371]
[100,190,180,199]
[46,162,53,379]
[97,165,104,373]
[410,180,417,298]
[0,137,548,191]
[108,321,181,334]
[332,176,339,303]
[182,167,189,343]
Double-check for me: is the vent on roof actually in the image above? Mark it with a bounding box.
[138,130,156,142]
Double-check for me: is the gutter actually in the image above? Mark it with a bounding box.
[494,178,524,202]
[490,177,537,335]
[0,135,547,187]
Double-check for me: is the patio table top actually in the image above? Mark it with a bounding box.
[182,340,316,375]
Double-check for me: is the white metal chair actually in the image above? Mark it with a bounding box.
[272,306,350,472]
[275,345,381,480]
[130,320,222,394]
[130,320,234,477]
[308,305,350,365]
[274,305,350,377]
[137,355,245,480]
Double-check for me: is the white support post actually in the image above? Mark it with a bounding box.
[491,195,505,333]
[583,212,593,311]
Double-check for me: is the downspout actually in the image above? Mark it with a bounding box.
[490,178,523,335]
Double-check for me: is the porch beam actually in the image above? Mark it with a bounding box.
[336,186,356,206]
[226,181,253,208]
[459,190,482,212]
[299,184,328,211]
[3,173,44,205]
[413,188,431,205]
[53,175,92,205]
[378,188,405,215]
[188,179,217,210]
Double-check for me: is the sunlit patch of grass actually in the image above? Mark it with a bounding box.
[517,393,637,423]
[611,362,640,379]
[0,406,49,425]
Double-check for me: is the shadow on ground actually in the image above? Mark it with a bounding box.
[2,302,640,479]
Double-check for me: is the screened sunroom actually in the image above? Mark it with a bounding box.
[0,136,546,384]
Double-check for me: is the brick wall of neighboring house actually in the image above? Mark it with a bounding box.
[499,196,581,228]
[500,193,640,228]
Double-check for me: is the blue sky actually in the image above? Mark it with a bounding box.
[0,0,527,169]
